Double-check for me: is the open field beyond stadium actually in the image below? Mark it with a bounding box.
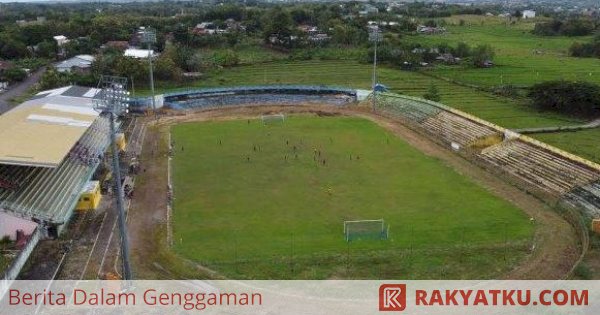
[170,115,534,279]
[146,60,580,129]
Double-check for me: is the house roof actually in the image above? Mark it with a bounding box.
[0,60,14,70]
[0,86,101,168]
[55,55,95,70]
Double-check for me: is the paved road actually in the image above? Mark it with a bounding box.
[0,66,46,114]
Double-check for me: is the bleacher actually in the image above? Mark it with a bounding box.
[163,85,357,110]
[0,115,111,223]
[377,94,499,147]
[68,117,111,167]
[421,111,498,146]
[564,182,600,218]
[377,94,441,122]
[479,140,600,195]
[169,93,355,110]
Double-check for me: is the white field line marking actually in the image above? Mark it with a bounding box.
[34,241,70,315]
[112,199,132,276]
[167,130,173,247]
[79,212,108,280]
[97,215,118,278]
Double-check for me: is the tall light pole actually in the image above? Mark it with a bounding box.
[93,75,133,280]
[369,27,382,112]
[141,27,157,112]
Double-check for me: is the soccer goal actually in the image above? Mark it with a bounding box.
[261,114,285,125]
[344,219,389,242]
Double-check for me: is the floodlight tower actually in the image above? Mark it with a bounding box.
[369,27,382,112]
[141,27,157,112]
[93,75,133,280]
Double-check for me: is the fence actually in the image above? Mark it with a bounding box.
[0,226,42,299]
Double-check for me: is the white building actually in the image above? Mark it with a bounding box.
[124,48,156,59]
[522,10,536,19]
[53,35,69,46]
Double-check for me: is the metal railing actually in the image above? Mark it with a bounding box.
[0,227,43,299]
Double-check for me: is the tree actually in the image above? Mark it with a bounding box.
[569,33,600,58]
[113,56,147,83]
[454,42,471,58]
[154,56,182,81]
[561,19,595,37]
[64,38,96,57]
[1,67,27,83]
[38,67,70,90]
[0,37,30,59]
[528,81,600,118]
[472,44,495,67]
[423,83,441,102]
[331,23,366,46]
[513,10,522,19]
[36,40,57,59]
[262,7,294,47]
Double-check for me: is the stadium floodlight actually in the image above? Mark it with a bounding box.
[344,219,389,242]
[93,75,133,281]
[369,27,382,112]
[141,27,157,113]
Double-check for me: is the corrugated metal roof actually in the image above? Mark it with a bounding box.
[0,115,112,223]
[0,86,100,168]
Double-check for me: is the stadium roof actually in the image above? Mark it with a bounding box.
[0,86,101,168]
[0,114,111,224]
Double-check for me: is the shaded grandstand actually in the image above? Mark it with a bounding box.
[0,86,113,283]
[162,85,357,110]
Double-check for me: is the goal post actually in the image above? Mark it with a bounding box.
[344,219,389,241]
[261,114,285,125]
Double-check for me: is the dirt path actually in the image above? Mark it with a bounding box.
[128,105,579,279]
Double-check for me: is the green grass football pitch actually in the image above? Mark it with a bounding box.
[171,116,534,279]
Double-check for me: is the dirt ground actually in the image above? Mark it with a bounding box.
[128,104,580,280]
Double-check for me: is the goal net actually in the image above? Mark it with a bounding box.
[344,219,389,242]
[261,114,285,125]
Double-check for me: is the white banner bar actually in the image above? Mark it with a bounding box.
[1,280,598,314]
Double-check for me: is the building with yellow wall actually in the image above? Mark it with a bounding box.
[116,133,127,152]
[76,180,102,211]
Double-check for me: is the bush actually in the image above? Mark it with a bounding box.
[1,67,27,83]
[591,234,600,249]
[212,49,240,67]
[533,18,597,37]
[493,85,520,98]
[573,263,593,280]
[289,49,313,61]
[423,84,441,102]
[569,37,600,58]
[472,44,495,68]
[528,81,600,118]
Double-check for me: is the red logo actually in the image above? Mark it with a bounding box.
[379,284,406,311]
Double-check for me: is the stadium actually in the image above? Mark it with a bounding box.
[1,83,600,283]
[0,86,114,283]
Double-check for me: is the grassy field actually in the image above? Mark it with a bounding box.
[534,129,600,164]
[148,60,580,129]
[409,15,599,87]
[171,116,534,279]
[1,254,12,272]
